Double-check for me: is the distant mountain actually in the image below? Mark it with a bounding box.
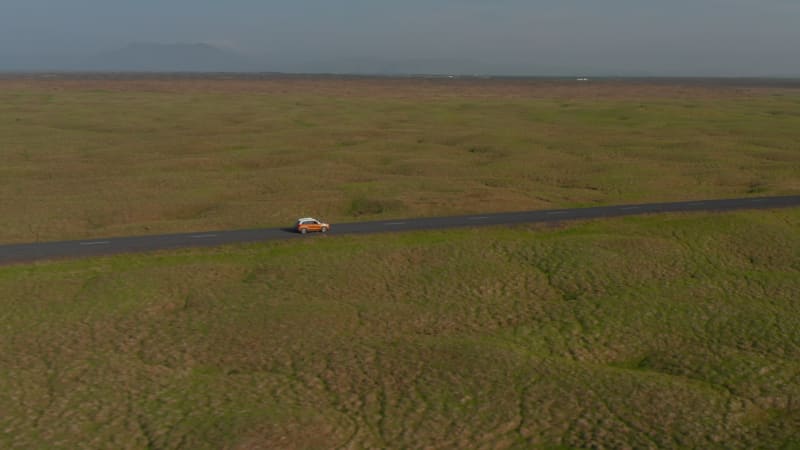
[287,56,605,77]
[83,43,259,72]
[290,57,491,76]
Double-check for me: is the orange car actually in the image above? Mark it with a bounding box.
[296,217,330,234]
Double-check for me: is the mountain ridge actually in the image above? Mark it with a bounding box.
[82,42,259,72]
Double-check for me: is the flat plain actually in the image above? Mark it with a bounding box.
[1,75,799,449]
[1,75,799,243]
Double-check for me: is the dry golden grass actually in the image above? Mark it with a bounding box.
[1,210,799,448]
[1,75,799,243]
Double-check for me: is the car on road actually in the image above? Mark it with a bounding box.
[296,217,330,234]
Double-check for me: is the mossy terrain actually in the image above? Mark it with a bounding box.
[1,209,799,448]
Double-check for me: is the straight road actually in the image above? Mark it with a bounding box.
[1,195,799,266]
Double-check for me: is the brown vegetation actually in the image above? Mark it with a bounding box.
[2,75,798,244]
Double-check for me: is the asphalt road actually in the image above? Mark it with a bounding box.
[2,195,799,266]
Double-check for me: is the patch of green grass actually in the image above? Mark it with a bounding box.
[347,196,406,217]
[1,209,799,448]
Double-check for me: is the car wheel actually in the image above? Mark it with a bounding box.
[300,228,307,234]
[321,227,328,233]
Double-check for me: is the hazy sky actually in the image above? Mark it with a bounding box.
[2,0,799,75]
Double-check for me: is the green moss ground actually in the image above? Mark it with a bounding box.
[1,209,799,448]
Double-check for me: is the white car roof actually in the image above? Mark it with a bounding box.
[297,217,318,222]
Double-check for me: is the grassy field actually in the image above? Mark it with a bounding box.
[1,209,799,449]
[1,76,799,243]
[2,76,799,448]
